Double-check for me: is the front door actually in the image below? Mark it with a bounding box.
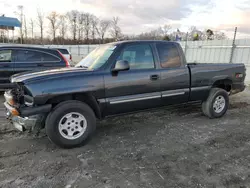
[156,43,190,105]
[0,49,14,87]
[104,43,162,116]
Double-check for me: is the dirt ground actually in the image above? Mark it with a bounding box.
[1,89,250,188]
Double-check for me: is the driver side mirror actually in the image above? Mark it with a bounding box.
[112,60,130,72]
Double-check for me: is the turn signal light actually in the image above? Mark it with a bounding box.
[11,109,19,116]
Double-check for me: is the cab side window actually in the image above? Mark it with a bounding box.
[156,43,181,68]
[118,44,155,70]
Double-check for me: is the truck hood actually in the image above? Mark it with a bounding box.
[11,67,92,83]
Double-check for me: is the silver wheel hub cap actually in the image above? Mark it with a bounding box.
[213,95,226,113]
[58,112,87,140]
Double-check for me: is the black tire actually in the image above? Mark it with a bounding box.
[45,100,96,148]
[202,88,229,119]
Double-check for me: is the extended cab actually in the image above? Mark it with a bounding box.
[4,41,246,148]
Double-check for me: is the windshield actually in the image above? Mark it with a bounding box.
[75,44,116,70]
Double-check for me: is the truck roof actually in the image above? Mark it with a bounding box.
[109,40,179,45]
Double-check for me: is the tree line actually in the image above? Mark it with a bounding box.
[11,6,123,45]
[1,6,228,45]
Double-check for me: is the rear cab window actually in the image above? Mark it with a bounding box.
[156,43,182,68]
[0,49,12,62]
[14,50,60,62]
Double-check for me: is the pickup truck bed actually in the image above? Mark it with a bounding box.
[188,63,245,100]
[4,40,246,148]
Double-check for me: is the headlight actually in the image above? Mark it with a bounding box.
[4,91,15,106]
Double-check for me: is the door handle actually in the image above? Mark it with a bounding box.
[150,74,159,81]
[37,64,44,67]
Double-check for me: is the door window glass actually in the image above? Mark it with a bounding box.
[0,50,12,62]
[118,44,155,70]
[15,50,59,62]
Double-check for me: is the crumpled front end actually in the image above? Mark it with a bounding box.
[4,85,49,132]
[4,87,36,131]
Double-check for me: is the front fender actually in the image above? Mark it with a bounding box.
[25,74,105,105]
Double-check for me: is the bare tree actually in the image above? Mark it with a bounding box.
[110,16,122,41]
[23,15,28,41]
[47,11,59,42]
[37,8,45,44]
[67,10,79,41]
[214,32,227,40]
[29,18,34,39]
[161,24,171,36]
[96,19,110,44]
[83,13,91,43]
[77,12,84,41]
[58,15,67,43]
[91,15,98,43]
[16,5,24,43]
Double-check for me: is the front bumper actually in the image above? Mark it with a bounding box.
[4,91,51,132]
[5,102,38,131]
[7,113,38,132]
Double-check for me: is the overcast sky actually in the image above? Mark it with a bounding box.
[1,0,250,38]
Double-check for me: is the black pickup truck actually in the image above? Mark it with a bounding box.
[4,40,246,148]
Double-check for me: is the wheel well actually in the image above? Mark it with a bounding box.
[46,93,102,119]
[212,79,232,92]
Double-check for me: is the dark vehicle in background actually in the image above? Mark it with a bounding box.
[0,46,70,89]
[4,41,246,148]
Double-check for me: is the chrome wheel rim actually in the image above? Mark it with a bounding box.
[213,95,226,113]
[58,112,87,140]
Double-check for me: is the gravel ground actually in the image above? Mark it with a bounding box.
[0,89,250,188]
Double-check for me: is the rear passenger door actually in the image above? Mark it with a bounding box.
[0,49,14,85]
[13,49,62,74]
[157,43,190,105]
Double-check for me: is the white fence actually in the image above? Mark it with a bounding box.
[179,39,250,83]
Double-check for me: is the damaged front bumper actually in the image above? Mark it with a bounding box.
[4,91,51,132]
[6,111,38,132]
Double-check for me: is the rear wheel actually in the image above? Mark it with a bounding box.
[45,100,96,148]
[202,88,229,119]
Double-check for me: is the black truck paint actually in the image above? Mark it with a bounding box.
[4,40,246,148]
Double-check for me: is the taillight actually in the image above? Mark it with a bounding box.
[57,50,70,67]
[235,73,243,78]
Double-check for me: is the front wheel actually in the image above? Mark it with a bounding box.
[45,100,96,148]
[202,88,229,119]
